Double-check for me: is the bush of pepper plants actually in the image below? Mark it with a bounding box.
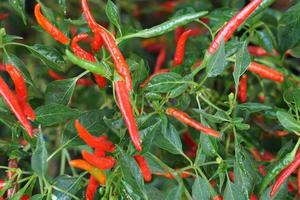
[2,0,300,199]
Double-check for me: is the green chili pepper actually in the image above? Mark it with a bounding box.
[259,138,300,194]
[65,49,112,79]
[117,11,208,42]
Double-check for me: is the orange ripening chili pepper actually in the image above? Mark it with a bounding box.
[82,150,116,170]
[86,176,99,200]
[248,62,284,83]
[238,74,248,103]
[82,0,133,91]
[270,151,300,197]
[134,155,152,182]
[173,29,193,67]
[154,47,167,73]
[75,120,115,152]
[208,0,262,54]
[140,69,170,88]
[69,159,106,185]
[166,108,221,138]
[115,80,142,151]
[71,33,106,88]
[6,64,36,120]
[34,4,70,45]
[0,77,33,137]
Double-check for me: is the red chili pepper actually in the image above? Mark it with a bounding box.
[261,150,275,162]
[0,77,33,137]
[0,64,5,71]
[166,108,221,138]
[34,4,70,45]
[181,132,197,157]
[71,33,106,88]
[48,70,94,86]
[238,74,248,103]
[173,29,193,67]
[248,62,284,83]
[82,0,133,91]
[134,155,152,182]
[82,150,116,170]
[0,13,9,21]
[92,33,104,52]
[114,80,142,151]
[161,1,177,13]
[86,176,99,200]
[212,195,223,200]
[208,0,262,54]
[175,27,185,43]
[20,195,30,200]
[75,119,115,152]
[210,179,216,188]
[0,180,4,191]
[298,167,300,196]
[250,194,258,200]
[154,47,167,73]
[140,69,170,88]
[229,171,235,182]
[270,151,300,197]
[288,180,297,192]
[258,165,267,176]
[5,64,36,120]
[248,45,278,57]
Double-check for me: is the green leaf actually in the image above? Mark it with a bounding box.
[146,73,183,93]
[237,103,272,113]
[45,78,76,105]
[36,104,80,126]
[276,111,300,132]
[105,0,122,34]
[31,132,48,177]
[224,181,246,200]
[206,40,226,77]
[260,183,288,200]
[233,42,250,88]
[118,148,147,199]
[277,3,300,52]
[52,175,82,200]
[145,185,165,200]
[8,0,26,24]
[165,186,182,200]
[28,44,65,72]
[192,176,210,200]
[257,29,275,53]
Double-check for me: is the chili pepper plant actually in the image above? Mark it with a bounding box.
[0,0,300,199]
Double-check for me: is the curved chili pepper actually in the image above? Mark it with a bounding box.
[86,176,99,200]
[71,33,106,88]
[154,47,166,73]
[34,4,70,45]
[5,64,36,120]
[134,155,152,182]
[48,70,94,86]
[82,0,133,91]
[166,108,221,138]
[75,119,115,152]
[238,74,248,103]
[173,29,193,67]
[270,151,300,197]
[208,0,262,54]
[82,150,116,170]
[0,77,33,137]
[140,69,170,88]
[248,62,284,83]
[174,27,185,43]
[69,159,106,185]
[115,80,142,151]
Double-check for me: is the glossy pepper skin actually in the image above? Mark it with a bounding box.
[173,29,193,66]
[75,120,115,152]
[270,151,300,197]
[115,80,142,151]
[0,77,33,137]
[134,155,152,182]
[248,62,284,83]
[6,64,36,120]
[166,108,221,138]
[154,47,167,73]
[71,33,106,88]
[82,150,116,170]
[34,4,70,45]
[238,74,248,103]
[82,0,133,91]
[70,159,106,185]
[86,176,99,200]
[208,0,262,54]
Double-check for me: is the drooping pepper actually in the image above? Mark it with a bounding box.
[81,150,116,170]
[114,80,142,151]
[173,29,193,67]
[134,155,152,182]
[86,176,99,200]
[208,0,262,54]
[248,62,284,83]
[34,4,70,45]
[166,108,221,138]
[154,47,167,73]
[238,74,248,103]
